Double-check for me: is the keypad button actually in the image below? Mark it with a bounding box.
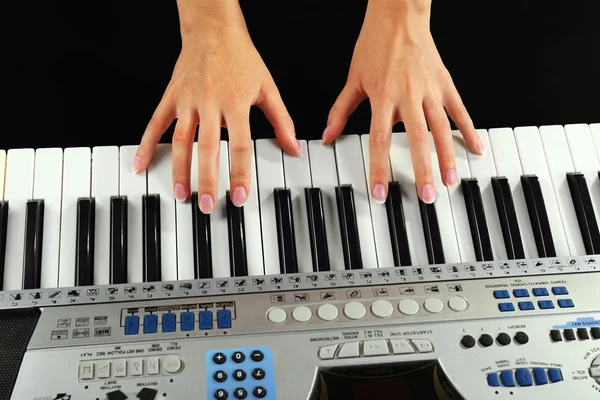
[532,288,549,296]
[577,328,589,340]
[551,286,568,295]
[253,387,267,398]
[424,298,444,314]
[460,335,476,349]
[532,367,548,385]
[213,353,227,365]
[563,329,576,341]
[479,334,493,347]
[538,300,555,309]
[162,313,176,333]
[232,351,245,364]
[514,331,529,345]
[214,389,228,400]
[181,312,195,331]
[498,303,515,312]
[515,368,533,386]
[493,290,510,299]
[164,355,182,374]
[233,369,246,381]
[317,304,339,321]
[487,373,500,387]
[233,388,247,399]
[398,299,419,316]
[557,298,574,308]
[518,301,535,311]
[292,306,312,322]
[214,371,227,383]
[344,302,366,320]
[591,327,600,339]
[448,297,468,312]
[200,311,214,330]
[143,314,158,334]
[252,368,265,380]
[550,330,562,342]
[125,315,139,335]
[497,333,511,346]
[267,308,287,323]
[500,370,516,387]
[371,300,393,318]
[79,362,94,380]
[250,350,264,362]
[217,310,232,329]
[513,289,529,298]
[548,368,563,382]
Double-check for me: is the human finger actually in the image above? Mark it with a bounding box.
[423,95,456,186]
[323,81,365,144]
[171,111,198,202]
[134,97,176,173]
[196,109,221,214]
[225,108,252,207]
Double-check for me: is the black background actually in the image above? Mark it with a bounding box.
[3,0,599,150]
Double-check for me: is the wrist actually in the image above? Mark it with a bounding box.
[177,0,246,37]
[365,0,432,34]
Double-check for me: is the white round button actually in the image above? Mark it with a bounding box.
[448,296,468,312]
[344,302,366,320]
[398,299,420,316]
[424,298,444,314]
[317,304,339,321]
[371,300,393,318]
[164,355,182,374]
[267,308,287,323]
[292,306,312,322]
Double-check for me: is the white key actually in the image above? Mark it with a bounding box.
[211,141,230,278]
[91,146,119,285]
[466,129,506,260]
[243,144,264,276]
[58,148,91,287]
[488,128,537,259]
[255,139,285,276]
[147,144,178,282]
[0,150,6,200]
[428,135,461,263]
[389,133,427,266]
[591,123,600,160]
[3,149,35,290]
[176,144,197,281]
[307,141,345,271]
[539,125,585,256]
[334,135,378,269]
[282,140,312,273]
[513,126,570,256]
[360,134,393,268]
[119,146,146,284]
[565,124,600,224]
[447,132,476,262]
[33,148,63,288]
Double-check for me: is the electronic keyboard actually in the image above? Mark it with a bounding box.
[0,123,598,400]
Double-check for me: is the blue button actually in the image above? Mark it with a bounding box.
[217,310,232,329]
[143,314,158,334]
[557,298,574,308]
[125,315,139,335]
[538,300,555,309]
[498,303,515,312]
[513,289,530,298]
[551,286,568,295]
[518,301,535,311]
[199,311,213,330]
[500,370,516,387]
[162,313,176,332]
[532,368,548,385]
[515,368,533,386]
[487,373,501,387]
[181,312,195,331]
[532,288,549,296]
[494,290,510,299]
[548,368,562,383]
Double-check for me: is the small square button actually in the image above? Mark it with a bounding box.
[538,300,555,309]
[557,299,574,308]
[493,290,510,299]
[513,289,529,298]
[532,288,549,296]
[96,360,110,379]
[552,286,568,295]
[518,301,535,311]
[498,303,515,312]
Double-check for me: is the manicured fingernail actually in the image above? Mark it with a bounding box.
[421,184,435,204]
[131,156,142,173]
[231,186,247,207]
[445,169,457,185]
[294,139,303,156]
[322,125,331,142]
[476,139,485,154]
[199,194,214,214]
[174,184,187,202]
[373,184,387,204]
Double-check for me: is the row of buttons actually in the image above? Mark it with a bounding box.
[79,355,183,381]
[268,296,468,323]
[318,338,433,360]
[124,310,232,335]
[550,327,600,342]
[461,331,529,348]
[498,299,573,312]
[487,367,563,387]
[493,286,569,299]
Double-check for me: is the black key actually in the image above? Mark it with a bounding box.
[142,194,161,282]
[335,185,362,270]
[567,173,600,254]
[385,181,411,266]
[23,200,44,289]
[461,179,494,261]
[75,198,95,286]
[491,177,525,259]
[273,188,298,274]
[0,201,8,289]
[418,198,445,264]
[110,196,128,284]
[305,188,330,272]
[227,191,248,277]
[191,192,212,279]
[521,175,556,257]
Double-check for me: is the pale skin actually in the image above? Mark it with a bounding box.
[134,0,484,213]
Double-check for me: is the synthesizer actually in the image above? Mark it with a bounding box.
[0,123,599,400]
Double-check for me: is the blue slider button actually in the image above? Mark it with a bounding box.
[217,310,232,329]
[162,313,176,333]
[515,368,533,387]
[125,315,139,335]
[181,311,195,331]
[487,373,501,387]
[548,368,563,383]
[200,311,213,330]
[532,367,548,385]
[500,370,516,387]
[143,314,158,334]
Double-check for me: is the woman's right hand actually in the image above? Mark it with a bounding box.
[133,0,301,213]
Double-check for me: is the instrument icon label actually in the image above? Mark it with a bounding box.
[180,283,192,290]
[399,286,415,295]
[57,318,71,328]
[584,258,596,264]
[325,274,336,281]
[412,268,424,275]
[86,288,99,296]
[307,275,318,282]
[143,285,155,292]
[464,265,476,272]
[270,295,285,303]
[162,284,174,291]
[346,290,361,298]
[377,271,390,277]
[270,277,283,284]
[294,293,309,302]
[360,272,372,278]
[482,264,494,271]
[51,330,68,340]
[289,276,300,283]
[198,281,210,289]
[534,261,544,267]
[342,273,355,280]
[253,278,265,286]
[425,285,440,294]
[447,284,463,292]
[94,327,111,337]
[516,261,528,268]
[320,291,335,300]
[67,290,80,297]
[447,266,459,273]
[94,316,108,326]
[75,317,89,327]
[105,287,118,295]
[430,267,442,273]
[216,281,228,288]
[234,279,247,287]
[395,269,407,276]
[373,288,388,296]
[124,286,137,294]
[72,328,89,339]
[29,292,41,299]
[9,293,21,301]
[499,263,510,270]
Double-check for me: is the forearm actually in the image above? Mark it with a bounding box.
[176,0,247,37]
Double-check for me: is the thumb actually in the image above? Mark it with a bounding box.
[256,84,301,156]
[323,81,365,144]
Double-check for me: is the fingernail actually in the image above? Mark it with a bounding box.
[231,186,247,207]
[445,169,457,186]
[199,194,214,214]
[294,139,303,156]
[174,184,187,202]
[421,184,435,204]
[322,125,331,142]
[373,184,387,204]
[476,139,485,154]
[131,156,142,173]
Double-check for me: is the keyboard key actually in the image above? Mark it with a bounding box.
[419,200,445,264]
[538,300,554,309]
[461,178,494,261]
[226,191,248,277]
[492,177,525,260]
[142,195,161,282]
[0,201,7,289]
[305,188,331,272]
[385,181,411,266]
[75,198,96,287]
[521,175,556,257]
[176,143,198,281]
[274,188,298,274]
[210,141,231,278]
[566,173,600,254]
[335,185,362,270]
[557,299,574,308]
[110,196,128,284]
[591,123,600,159]
[532,288,549,296]
[241,144,264,277]
[23,200,44,289]
[191,192,212,279]
[551,286,568,295]
[0,150,5,200]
